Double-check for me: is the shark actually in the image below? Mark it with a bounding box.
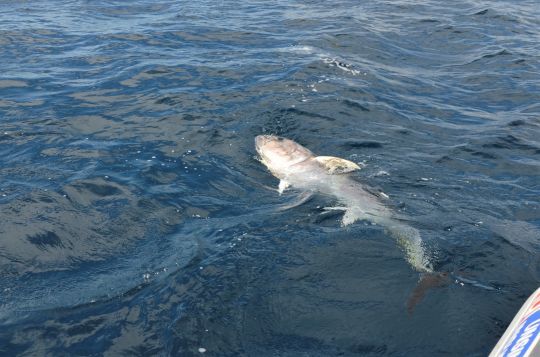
[255,134,433,274]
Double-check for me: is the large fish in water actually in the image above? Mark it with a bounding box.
[255,134,433,273]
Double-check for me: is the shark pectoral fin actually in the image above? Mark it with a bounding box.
[320,207,347,220]
[314,156,361,174]
[277,191,313,211]
[278,180,290,195]
[322,206,347,211]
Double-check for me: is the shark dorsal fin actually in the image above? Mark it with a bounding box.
[314,156,361,174]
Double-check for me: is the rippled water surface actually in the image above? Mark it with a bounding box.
[1,0,539,355]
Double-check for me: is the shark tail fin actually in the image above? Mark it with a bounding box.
[406,272,450,314]
[381,220,446,314]
[343,213,447,313]
[378,221,500,313]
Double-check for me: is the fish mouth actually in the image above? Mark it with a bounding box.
[255,134,279,149]
[255,135,270,163]
[254,135,267,151]
[255,134,290,172]
[255,134,281,156]
[255,134,314,168]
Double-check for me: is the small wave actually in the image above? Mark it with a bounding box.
[322,57,361,75]
[473,9,489,16]
[280,45,362,75]
[482,134,539,152]
[468,49,513,64]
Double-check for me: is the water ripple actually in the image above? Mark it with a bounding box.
[0,0,539,355]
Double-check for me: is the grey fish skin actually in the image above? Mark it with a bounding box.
[255,135,432,273]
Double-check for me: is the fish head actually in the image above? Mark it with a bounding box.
[255,135,314,177]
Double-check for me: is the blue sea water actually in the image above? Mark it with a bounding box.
[0,0,539,355]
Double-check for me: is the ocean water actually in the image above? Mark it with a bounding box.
[0,0,539,355]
